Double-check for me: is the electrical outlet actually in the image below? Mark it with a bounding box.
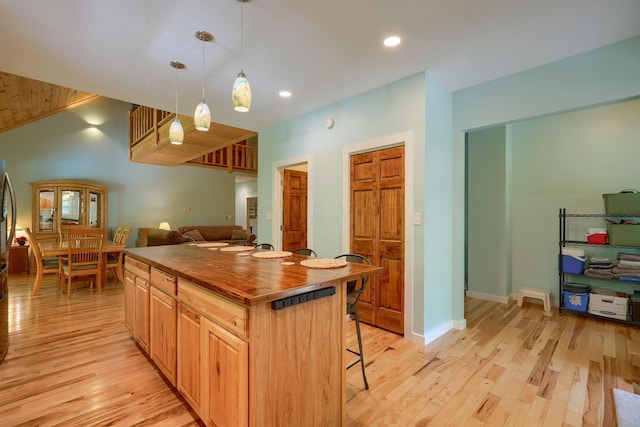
[225,214,232,220]
[183,207,191,212]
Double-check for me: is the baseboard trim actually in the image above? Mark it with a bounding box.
[465,290,511,304]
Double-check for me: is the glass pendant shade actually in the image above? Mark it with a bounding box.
[169,117,184,145]
[232,71,251,112]
[194,98,211,131]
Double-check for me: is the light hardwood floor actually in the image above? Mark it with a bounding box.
[1,274,638,426]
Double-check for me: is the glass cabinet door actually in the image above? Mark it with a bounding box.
[88,191,103,228]
[38,188,55,233]
[60,189,82,226]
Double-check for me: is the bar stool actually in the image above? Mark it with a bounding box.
[334,253,371,389]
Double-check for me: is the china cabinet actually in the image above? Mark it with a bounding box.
[29,180,107,242]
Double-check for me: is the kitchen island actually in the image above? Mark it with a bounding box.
[124,244,383,427]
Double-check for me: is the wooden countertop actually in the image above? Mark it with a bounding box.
[125,245,384,306]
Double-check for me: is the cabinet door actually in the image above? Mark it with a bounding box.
[124,271,135,332]
[177,304,202,416]
[59,187,84,226]
[87,190,105,228]
[150,286,177,385]
[202,318,248,427]
[134,277,150,352]
[36,187,56,234]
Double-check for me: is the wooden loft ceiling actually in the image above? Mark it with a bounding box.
[0,71,99,134]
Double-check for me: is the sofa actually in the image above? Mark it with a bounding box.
[134,225,256,247]
[177,225,256,245]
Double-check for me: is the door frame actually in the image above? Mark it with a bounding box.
[342,132,415,342]
[272,155,313,251]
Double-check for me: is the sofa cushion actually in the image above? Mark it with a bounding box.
[147,229,185,246]
[178,225,242,241]
[182,229,205,241]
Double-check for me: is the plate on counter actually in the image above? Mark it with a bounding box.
[195,242,229,248]
[220,245,255,252]
[252,251,293,259]
[300,258,348,269]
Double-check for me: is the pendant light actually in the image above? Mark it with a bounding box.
[232,0,251,112]
[194,31,213,131]
[169,60,185,145]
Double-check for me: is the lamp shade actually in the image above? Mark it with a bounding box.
[194,99,211,131]
[158,222,171,230]
[232,71,251,112]
[169,118,184,145]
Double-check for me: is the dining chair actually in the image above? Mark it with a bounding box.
[255,243,274,250]
[25,227,60,291]
[291,247,317,257]
[334,253,371,389]
[60,228,104,296]
[106,226,131,284]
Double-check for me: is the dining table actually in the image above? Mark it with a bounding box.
[33,240,126,296]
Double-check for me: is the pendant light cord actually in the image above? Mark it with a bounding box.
[175,66,179,117]
[201,39,206,98]
[240,0,244,71]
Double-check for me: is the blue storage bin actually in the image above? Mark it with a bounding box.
[559,254,584,274]
[563,291,589,312]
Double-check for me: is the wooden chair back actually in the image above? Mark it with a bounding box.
[113,226,131,245]
[61,229,105,295]
[292,248,317,257]
[24,227,58,270]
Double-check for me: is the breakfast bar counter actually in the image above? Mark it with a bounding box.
[124,244,383,427]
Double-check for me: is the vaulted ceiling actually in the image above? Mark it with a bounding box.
[1,1,639,135]
[0,72,98,134]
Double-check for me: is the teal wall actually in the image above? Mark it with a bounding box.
[0,97,238,247]
[258,72,429,339]
[454,36,640,321]
[467,126,511,299]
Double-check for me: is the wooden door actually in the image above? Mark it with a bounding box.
[350,146,405,334]
[282,169,307,251]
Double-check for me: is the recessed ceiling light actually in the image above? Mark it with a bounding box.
[279,90,292,98]
[383,36,401,47]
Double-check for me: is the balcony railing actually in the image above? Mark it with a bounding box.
[129,105,257,174]
[187,142,257,173]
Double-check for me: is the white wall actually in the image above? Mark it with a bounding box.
[235,179,257,236]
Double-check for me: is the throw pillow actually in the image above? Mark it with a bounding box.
[231,229,247,240]
[183,229,205,241]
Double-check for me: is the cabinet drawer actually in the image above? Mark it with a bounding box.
[125,256,150,280]
[178,278,247,339]
[151,267,177,295]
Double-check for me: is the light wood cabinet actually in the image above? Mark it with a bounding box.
[29,179,107,243]
[124,271,135,332]
[124,257,151,353]
[202,318,248,427]
[134,277,150,352]
[122,245,381,427]
[150,285,177,386]
[177,303,202,416]
[178,278,249,427]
